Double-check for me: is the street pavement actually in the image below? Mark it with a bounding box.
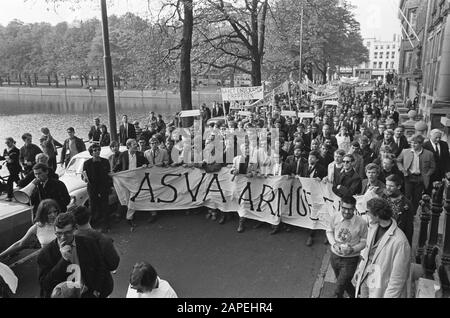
[8,210,328,298]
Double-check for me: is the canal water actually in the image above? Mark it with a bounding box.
[0,92,218,146]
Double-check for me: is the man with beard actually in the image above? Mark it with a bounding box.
[326,196,367,298]
[381,175,414,246]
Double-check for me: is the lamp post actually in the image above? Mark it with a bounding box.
[299,0,304,82]
[298,0,304,109]
[100,0,117,142]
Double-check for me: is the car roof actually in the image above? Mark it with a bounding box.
[71,145,127,160]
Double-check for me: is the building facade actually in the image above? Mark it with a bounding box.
[421,0,450,130]
[354,35,401,80]
[399,0,450,132]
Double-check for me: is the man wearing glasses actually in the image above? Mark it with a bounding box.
[326,196,367,298]
[37,213,111,298]
[82,144,112,232]
[332,154,362,198]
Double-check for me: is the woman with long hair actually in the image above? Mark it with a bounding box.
[0,199,60,261]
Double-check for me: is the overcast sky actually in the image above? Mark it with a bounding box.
[0,0,401,41]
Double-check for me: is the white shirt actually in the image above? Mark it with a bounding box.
[409,149,423,174]
[128,151,137,170]
[126,278,178,298]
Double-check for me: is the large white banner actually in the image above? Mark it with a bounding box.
[221,86,264,101]
[112,167,359,230]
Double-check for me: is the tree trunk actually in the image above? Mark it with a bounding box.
[34,73,38,86]
[117,76,121,89]
[19,73,22,86]
[7,75,10,85]
[0,77,2,87]
[64,77,67,87]
[80,76,84,87]
[251,54,262,86]
[27,74,32,87]
[179,0,194,128]
[97,75,100,88]
[47,75,51,86]
[55,73,59,88]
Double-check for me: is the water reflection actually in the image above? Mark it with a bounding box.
[0,93,217,146]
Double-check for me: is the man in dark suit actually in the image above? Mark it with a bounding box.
[30,163,71,218]
[37,213,112,298]
[119,115,136,146]
[386,105,400,125]
[113,139,148,231]
[393,126,410,157]
[332,154,362,198]
[397,134,435,214]
[82,144,112,232]
[113,139,148,173]
[282,146,308,177]
[423,129,450,193]
[305,150,327,247]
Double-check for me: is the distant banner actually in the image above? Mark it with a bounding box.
[355,86,375,93]
[221,86,264,101]
[111,167,359,230]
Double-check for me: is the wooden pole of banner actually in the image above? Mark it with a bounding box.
[287,83,293,111]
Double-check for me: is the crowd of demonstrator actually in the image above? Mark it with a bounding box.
[0,80,448,298]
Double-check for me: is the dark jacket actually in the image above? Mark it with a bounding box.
[305,163,327,179]
[119,123,136,146]
[30,178,71,215]
[19,143,42,171]
[423,140,450,181]
[18,167,59,188]
[282,156,308,176]
[83,158,112,194]
[88,126,102,142]
[113,151,148,172]
[99,133,111,147]
[1,146,21,179]
[360,179,386,196]
[37,235,112,298]
[333,168,362,197]
[75,229,120,271]
[393,136,410,157]
[61,137,86,167]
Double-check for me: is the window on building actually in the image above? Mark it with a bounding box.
[379,62,383,69]
[380,52,384,59]
[386,62,389,69]
[392,52,395,59]
[408,8,418,33]
[404,51,413,72]
[391,62,395,69]
[373,62,377,69]
[374,52,378,59]
[387,45,390,49]
[393,45,396,49]
[375,46,378,50]
[380,46,384,50]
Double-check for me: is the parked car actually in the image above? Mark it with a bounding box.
[59,146,127,209]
